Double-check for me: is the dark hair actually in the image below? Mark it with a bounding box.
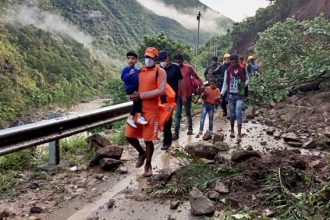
[230,54,239,61]
[239,56,244,61]
[209,78,217,84]
[174,54,183,61]
[126,51,137,59]
[212,56,218,61]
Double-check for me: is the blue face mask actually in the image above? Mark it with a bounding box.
[145,58,155,67]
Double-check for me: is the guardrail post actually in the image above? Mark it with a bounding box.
[48,113,60,165]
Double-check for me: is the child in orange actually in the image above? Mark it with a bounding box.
[198,78,221,136]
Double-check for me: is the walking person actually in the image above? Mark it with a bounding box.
[125,47,166,177]
[218,54,231,117]
[197,78,221,137]
[157,51,185,150]
[221,54,249,143]
[172,54,201,140]
[204,56,221,83]
[246,55,260,77]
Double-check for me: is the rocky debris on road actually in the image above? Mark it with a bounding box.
[99,158,122,171]
[214,154,227,164]
[231,150,262,163]
[96,145,123,160]
[325,127,330,138]
[214,181,230,194]
[213,132,225,144]
[213,142,230,151]
[281,132,302,143]
[260,141,267,146]
[107,199,115,209]
[117,166,128,174]
[244,106,256,119]
[189,188,215,216]
[185,142,218,160]
[30,206,43,214]
[266,127,275,135]
[264,119,274,127]
[202,131,213,141]
[87,134,111,150]
[207,191,220,201]
[170,200,180,210]
[0,209,15,219]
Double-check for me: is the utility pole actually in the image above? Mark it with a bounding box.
[196,11,201,67]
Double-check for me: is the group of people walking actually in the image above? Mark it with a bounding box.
[121,47,259,177]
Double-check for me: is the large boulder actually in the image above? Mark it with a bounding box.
[281,132,302,143]
[189,188,215,216]
[185,142,218,160]
[96,145,123,160]
[213,132,225,144]
[87,134,111,150]
[231,150,261,163]
[99,158,122,170]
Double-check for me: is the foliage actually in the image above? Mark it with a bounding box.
[106,78,127,105]
[149,150,237,197]
[249,15,330,104]
[137,33,194,63]
[0,149,37,171]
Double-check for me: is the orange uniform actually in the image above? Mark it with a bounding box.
[204,86,221,105]
[125,65,166,141]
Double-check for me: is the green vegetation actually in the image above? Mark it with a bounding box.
[249,15,330,104]
[137,33,194,63]
[0,24,112,126]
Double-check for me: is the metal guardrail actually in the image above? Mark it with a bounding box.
[0,102,132,162]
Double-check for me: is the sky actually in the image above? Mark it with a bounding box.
[200,0,270,21]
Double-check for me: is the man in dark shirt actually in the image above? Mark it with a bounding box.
[158,50,185,150]
[218,54,231,116]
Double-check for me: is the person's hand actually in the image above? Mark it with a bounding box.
[244,81,249,87]
[129,69,135,75]
[130,92,140,101]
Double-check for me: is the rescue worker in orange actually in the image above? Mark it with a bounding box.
[125,47,166,177]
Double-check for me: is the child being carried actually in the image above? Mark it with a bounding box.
[121,51,148,128]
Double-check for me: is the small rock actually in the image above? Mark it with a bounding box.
[189,188,215,216]
[281,132,301,143]
[214,154,227,164]
[167,215,176,220]
[117,166,128,174]
[170,200,180,210]
[287,142,303,148]
[96,145,124,160]
[99,158,122,171]
[214,181,229,194]
[264,208,275,217]
[269,100,276,107]
[107,199,115,209]
[310,160,325,169]
[30,207,43,214]
[264,119,274,126]
[246,145,253,151]
[266,127,275,135]
[244,106,255,119]
[302,138,316,149]
[95,174,104,180]
[29,183,39,190]
[202,131,213,141]
[185,142,218,160]
[86,134,111,150]
[213,142,230,151]
[273,132,281,140]
[324,127,330,138]
[260,141,267,146]
[287,95,298,104]
[231,150,262,163]
[207,191,220,201]
[69,166,78,172]
[213,132,225,144]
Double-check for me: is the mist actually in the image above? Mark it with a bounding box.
[5,0,94,49]
[135,0,227,34]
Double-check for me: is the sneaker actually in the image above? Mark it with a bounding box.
[172,134,179,141]
[137,116,148,125]
[136,154,146,168]
[161,144,171,151]
[187,130,193,135]
[127,118,137,128]
[230,132,235,138]
[237,135,242,143]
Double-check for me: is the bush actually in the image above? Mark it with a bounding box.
[249,15,330,104]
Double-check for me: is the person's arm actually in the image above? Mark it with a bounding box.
[121,68,129,82]
[140,68,166,99]
[221,70,228,95]
[244,68,250,86]
[204,67,209,81]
